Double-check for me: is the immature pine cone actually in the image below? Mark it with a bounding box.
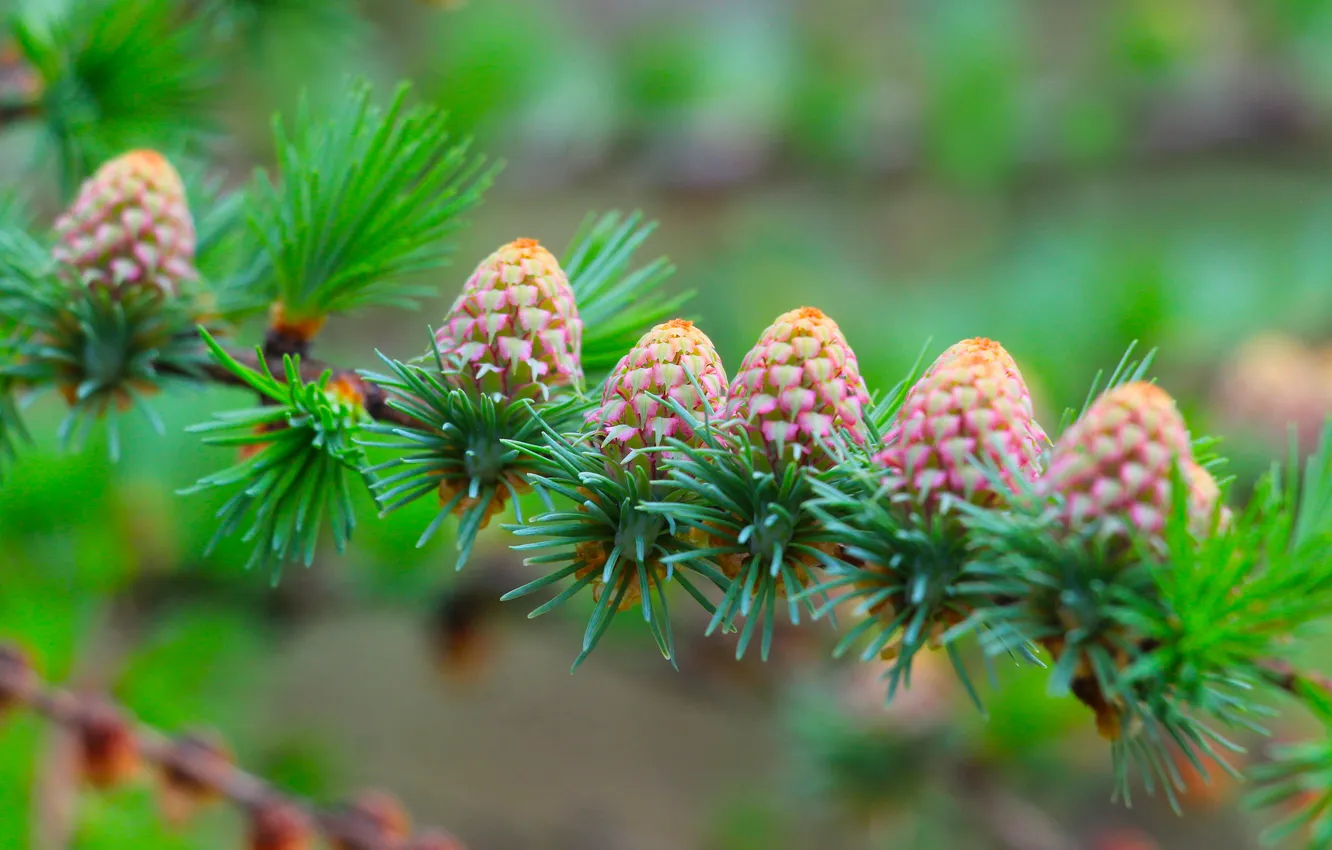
[726,306,869,469]
[435,238,583,400]
[876,337,1047,509]
[587,318,728,479]
[1042,381,1219,547]
[53,150,197,296]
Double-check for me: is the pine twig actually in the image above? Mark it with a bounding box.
[0,643,462,850]
[165,346,419,429]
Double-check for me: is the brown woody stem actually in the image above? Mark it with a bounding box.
[180,347,420,429]
[263,303,327,361]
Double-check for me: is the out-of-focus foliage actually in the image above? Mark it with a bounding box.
[13,0,215,195]
[3,1,1332,849]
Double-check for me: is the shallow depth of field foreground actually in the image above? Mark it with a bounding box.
[4,2,1332,850]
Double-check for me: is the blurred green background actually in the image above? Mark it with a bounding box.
[4,0,1332,848]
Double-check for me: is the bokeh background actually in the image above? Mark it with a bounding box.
[4,0,1332,848]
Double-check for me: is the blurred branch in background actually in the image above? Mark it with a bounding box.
[0,643,463,850]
